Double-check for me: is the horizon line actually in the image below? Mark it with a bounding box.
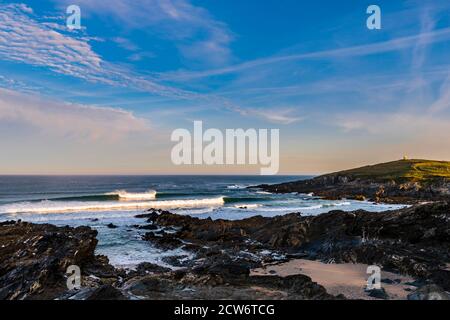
[0,173,318,177]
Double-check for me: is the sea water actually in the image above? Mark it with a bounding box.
[0,175,407,269]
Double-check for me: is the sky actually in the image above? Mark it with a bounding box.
[1,0,450,175]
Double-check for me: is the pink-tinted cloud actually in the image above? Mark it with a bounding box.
[0,88,150,141]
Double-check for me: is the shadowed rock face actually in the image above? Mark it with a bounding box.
[0,221,117,300]
[147,211,309,250]
[257,177,450,203]
[142,203,450,291]
[0,219,339,300]
[305,204,450,290]
[0,202,448,300]
[123,271,338,300]
[146,202,449,250]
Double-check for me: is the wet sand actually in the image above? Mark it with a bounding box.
[251,259,417,300]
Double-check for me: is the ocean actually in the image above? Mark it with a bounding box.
[0,175,406,268]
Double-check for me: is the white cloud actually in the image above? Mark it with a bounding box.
[128,52,156,62]
[160,26,450,81]
[0,88,150,140]
[411,7,436,71]
[0,4,102,78]
[235,107,304,125]
[55,0,234,66]
[0,3,306,124]
[0,3,198,100]
[335,111,450,138]
[113,37,140,51]
[330,110,450,162]
[430,72,450,113]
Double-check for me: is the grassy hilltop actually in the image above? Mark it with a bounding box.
[322,159,450,183]
[259,159,450,203]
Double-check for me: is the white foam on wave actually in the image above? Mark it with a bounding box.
[227,184,246,189]
[106,190,157,201]
[172,207,216,215]
[325,201,351,207]
[233,204,262,209]
[103,245,192,270]
[251,205,324,212]
[0,197,225,214]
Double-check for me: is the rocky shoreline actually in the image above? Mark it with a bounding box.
[256,177,450,204]
[0,201,449,300]
[255,160,450,204]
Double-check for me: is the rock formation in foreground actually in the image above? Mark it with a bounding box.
[0,220,337,300]
[0,221,117,300]
[0,201,448,300]
[140,203,450,293]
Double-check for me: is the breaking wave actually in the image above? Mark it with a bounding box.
[106,190,157,201]
[227,184,247,189]
[233,204,262,209]
[19,190,158,202]
[0,197,225,214]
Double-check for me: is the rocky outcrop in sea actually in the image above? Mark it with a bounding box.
[256,175,450,203]
[0,202,449,300]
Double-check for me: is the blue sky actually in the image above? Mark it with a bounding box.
[1,0,450,174]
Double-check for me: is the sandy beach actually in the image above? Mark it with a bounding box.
[252,259,417,300]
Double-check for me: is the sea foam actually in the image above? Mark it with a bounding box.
[106,190,157,201]
[0,197,225,214]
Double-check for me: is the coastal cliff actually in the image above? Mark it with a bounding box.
[257,159,450,203]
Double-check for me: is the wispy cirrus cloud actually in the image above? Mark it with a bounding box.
[235,107,304,125]
[0,3,199,100]
[111,37,157,61]
[113,37,140,51]
[0,4,101,79]
[0,88,149,140]
[0,3,289,127]
[335,111,450,139]
[430,72,450,113]
[54,0,234,66]
[411,7,436,71]
[160,26,450,81]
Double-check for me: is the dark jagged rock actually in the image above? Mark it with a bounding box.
[407,284,450,300]
[106,223,118,229]
[123,270,339,300]
[381,278,401,285]
[142,202,450,291]
[299,203,450,289]
[127,262,172,277]
[135,209,170,222]
[147,211,308,250]
[0,219,339,300]
[142,231,184,250]
[366,288,389,300]
[192,254,254,279]
[135,212,159,220]
[0,221,118,300]
[86,284,126,300]
[161,255,190,267]
[255,160,450,203]
[137,224,158,230]
[2,200,448,300]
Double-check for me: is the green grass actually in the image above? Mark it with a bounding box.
[322,159,450,183]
